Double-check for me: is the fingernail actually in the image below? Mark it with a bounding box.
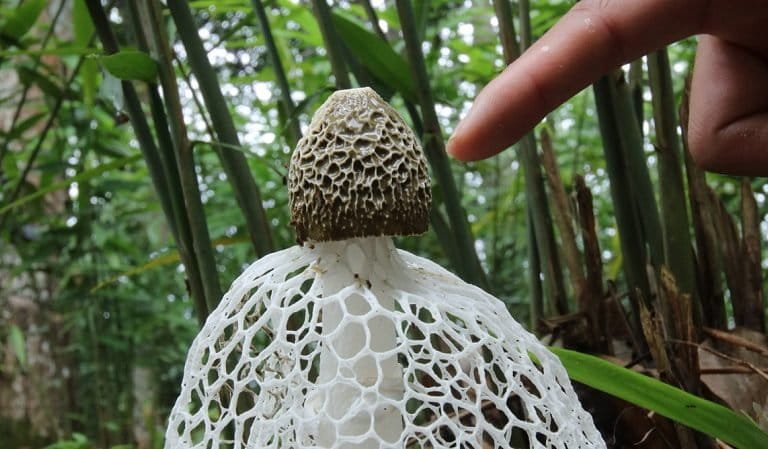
[446,135,458,157]
[447,118,468,156]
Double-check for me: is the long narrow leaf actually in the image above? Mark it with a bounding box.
[9,325,26,369]
[331,12,417,103]
[0,154,141,215]
[1,0,47,40]
[551,347,768,449]
[90,235,249,292]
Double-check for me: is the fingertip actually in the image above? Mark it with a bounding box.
[446,127,506,162]
[445,131,470,161]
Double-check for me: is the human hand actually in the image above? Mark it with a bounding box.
[446,0,768,175]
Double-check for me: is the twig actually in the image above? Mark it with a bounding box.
[668,339,768,383]
[703,328,768,359]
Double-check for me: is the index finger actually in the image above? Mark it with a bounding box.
[447,0,705,161]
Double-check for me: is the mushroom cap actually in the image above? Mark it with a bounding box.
[288,87,431,243]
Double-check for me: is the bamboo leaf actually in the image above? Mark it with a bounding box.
[330,12,417,103]
[1,0,47,40]
[0,47,95,58]
[81,57,98,107]
[73,0,94,48]
[17,65,64,98]
[100,50,158,82]
[1,111,45,141]
[551,347,768,449]
[9,324,26,369]
[0,154,141,215]
[90,235,249,292]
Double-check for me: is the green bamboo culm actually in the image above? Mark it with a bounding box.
[607,71,665,270]
[395,0,489,290]
[134,0,223,312]
[84,0,210,322]
[592,73,650,348]
[167,0,275,258]
[251,0,302,147]
[647,48,699,322]
[311,0,351,89]
[493,0,568,315]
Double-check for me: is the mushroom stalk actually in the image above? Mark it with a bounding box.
[314,237,404,447]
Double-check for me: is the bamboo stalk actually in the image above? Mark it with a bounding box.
[361,0,387,40]
[395,0,489,290]
[122,0,211,320]
[629,59,644,133]
[167,0,274,257]
[84,0,209,322]
[352,2,472,282]
[494,0,568,315]
[647,49,698,319]
[593,74,650,348]
[680,84,726,330]
[517,0,532,49]
[144,87,209,322]
[527,209,544,331]
[251,0,301,147]
[138,0,223,309]
[607,71,664,271]
[574,175,609,353]
[739,178,765,332]
[540,128,585,306]
[310,0,351,89]
[712,189,748,319]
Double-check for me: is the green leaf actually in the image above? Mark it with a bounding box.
[90,235,248,292]
[81,57,98,107]
[72,0,94,48]
[17,65,64,98]
[0,153,142,215]
[551,347,768,449]
[2,111,45,141]
[9,324,26,369]
[413,0,429,43]
[100,50,158,82]
[0,47,95,58]
[0,0,47,41]
[330,12,417,104]
[100,72,124,111]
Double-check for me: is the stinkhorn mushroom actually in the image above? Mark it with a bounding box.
[165,87,606,449]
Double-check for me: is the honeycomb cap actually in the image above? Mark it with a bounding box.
[288,87,431,243]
